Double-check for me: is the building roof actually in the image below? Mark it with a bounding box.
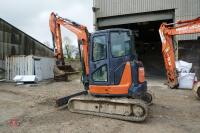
[0,17,53,51]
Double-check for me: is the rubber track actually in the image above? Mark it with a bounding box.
[68,95,148,122]
[193,81,200,98]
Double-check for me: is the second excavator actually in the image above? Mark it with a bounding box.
[159,17,200,97]
[49,12,152,122]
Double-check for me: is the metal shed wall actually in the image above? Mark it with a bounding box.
[94,0,200,40]
[97,10,174,27]
[6,55,55,81]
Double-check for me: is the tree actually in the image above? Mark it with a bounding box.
[74,49,80,60]
[63,36,78,60]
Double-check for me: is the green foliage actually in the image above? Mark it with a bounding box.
[63,36,79,61]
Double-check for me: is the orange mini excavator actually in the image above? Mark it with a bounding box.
[159,17,200,96]
[49,12,152,122]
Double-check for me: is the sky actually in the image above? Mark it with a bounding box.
[0,0,93,48]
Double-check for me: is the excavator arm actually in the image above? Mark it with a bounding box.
[159,17,200,88]
[49,12,90,84]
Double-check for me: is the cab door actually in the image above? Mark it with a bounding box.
[89,32,110,85]
[109,30,133,85]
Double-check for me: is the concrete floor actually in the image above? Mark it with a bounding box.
[0,76,200,133]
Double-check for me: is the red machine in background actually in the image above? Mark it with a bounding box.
[159,17,200,97]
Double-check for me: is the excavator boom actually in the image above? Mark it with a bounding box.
[49,12,90,78]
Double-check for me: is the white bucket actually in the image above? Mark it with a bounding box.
[178,73,195,89]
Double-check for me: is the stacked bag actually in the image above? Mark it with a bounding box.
[175,60,197,89]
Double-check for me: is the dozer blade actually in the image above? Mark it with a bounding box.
[68,95,148,122]
[56,91,87,107]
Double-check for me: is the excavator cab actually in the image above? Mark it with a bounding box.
[88,29,151,101]
[89,29,135,86]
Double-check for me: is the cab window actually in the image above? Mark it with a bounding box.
[92,65,107,82]
[111,32,131,57]
[93,35,107,61]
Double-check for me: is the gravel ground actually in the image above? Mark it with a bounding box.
[0,75,200,133]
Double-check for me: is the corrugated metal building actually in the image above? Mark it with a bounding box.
[0,18,54,79]
[93,0,200,78]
